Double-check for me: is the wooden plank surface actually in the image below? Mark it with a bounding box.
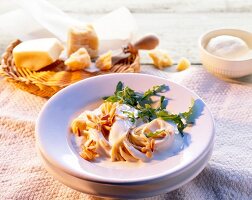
[46,0,252,13]
[2,0,252,14]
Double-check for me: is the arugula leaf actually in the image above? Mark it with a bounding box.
[138,104,157,122]
[141,84,167,100]
[181,99,195,123]
[103,82,195,136]
[115,81,123,94]
[121,87,138,107]
[105,83,166,107]
[103,95,121,102]
[122,111,136,123]
[156,110,186,134]
[159,96,166,110]
[145,129,165,138]
[104,82,124,102]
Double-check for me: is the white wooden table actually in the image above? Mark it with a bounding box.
[0,1,252,200]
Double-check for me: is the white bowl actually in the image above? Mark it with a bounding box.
[36,73,215,198]
[199,28,252,78]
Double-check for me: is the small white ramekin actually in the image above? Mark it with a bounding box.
[199,28,252,78]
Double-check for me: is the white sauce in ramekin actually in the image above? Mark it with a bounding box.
[206,35,252,60]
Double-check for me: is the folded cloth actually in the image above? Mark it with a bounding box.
[0,66,252,200]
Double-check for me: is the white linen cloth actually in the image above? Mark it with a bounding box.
[0,66,251,200]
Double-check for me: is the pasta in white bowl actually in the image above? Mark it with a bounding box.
[70,82,195,162]
[36,73,214,198]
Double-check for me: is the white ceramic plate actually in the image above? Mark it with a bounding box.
[36,73,215,186]
[37,146,213,198]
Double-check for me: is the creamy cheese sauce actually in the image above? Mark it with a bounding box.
[70,100,189,166]
[71,131,187,168]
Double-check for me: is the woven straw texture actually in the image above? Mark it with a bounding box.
[0,40,140,98]
[0,66,252,200]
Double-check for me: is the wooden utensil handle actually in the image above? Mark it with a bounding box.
[133,34,159,50]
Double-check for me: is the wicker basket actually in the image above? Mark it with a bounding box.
[0,40,140,98]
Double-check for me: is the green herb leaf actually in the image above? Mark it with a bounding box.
[159,96,166,110]
[102,82,194,136]
[120,87,138,107]
[122,111,136,123]
[115,81,123,94]
[141,84,167,100]
[137,104,157,122]
[156,110,186,134]
[104,95,118,102]
[145,129,165,138]
[181,99,195,123]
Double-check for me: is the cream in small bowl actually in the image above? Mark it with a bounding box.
[199,29,252,78]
